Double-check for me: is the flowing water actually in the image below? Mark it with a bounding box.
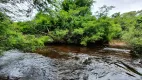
[0,45,142,80]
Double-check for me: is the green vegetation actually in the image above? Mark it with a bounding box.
[29,0,121,46]
[0,0,142,55]
[112,11,142,55]
[0,12,49,53]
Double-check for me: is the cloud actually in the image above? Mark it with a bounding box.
[92,0,142,15]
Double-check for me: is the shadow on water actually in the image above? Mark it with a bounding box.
[1,45,141,80]
[36,44,132,59]
[35,47,70,59]
[35,44,142,79]
[35,44,102,59]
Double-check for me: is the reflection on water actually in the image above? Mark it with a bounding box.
[0,45,141,80]
[36,44,132,59]
[35,44,142,80]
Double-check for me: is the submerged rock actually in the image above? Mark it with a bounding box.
[103,48,131,53]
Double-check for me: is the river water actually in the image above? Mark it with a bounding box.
[0,45,142,80]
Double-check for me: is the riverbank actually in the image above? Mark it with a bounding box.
[109,40,129,48]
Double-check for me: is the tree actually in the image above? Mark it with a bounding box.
[118,11,142,55]
[123,16,142,55]
[95,5,115,18]
[28,0,121,46]
[33,0,57,12]
[61,0,94,15]
[0,12,50,53]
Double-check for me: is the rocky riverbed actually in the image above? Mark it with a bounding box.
[0,45,142,80]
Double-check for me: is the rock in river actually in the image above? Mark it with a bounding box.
[0,48,142,80]
[0,50,58,80]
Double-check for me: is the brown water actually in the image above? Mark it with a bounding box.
[0,45,142,80]
[35,45,142,80]
[36,45,132,59]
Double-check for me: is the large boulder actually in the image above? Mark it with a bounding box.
[0,50,57,80]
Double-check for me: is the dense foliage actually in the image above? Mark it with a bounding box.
[26,0,121,46]
[0,12,50,53]
[0,0,142,55]
[112,11,142,55]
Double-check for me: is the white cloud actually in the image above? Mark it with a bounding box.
[92,0,142,15]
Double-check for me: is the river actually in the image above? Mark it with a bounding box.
[0,45,142,80]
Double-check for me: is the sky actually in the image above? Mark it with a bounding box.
[92,0,142,15]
